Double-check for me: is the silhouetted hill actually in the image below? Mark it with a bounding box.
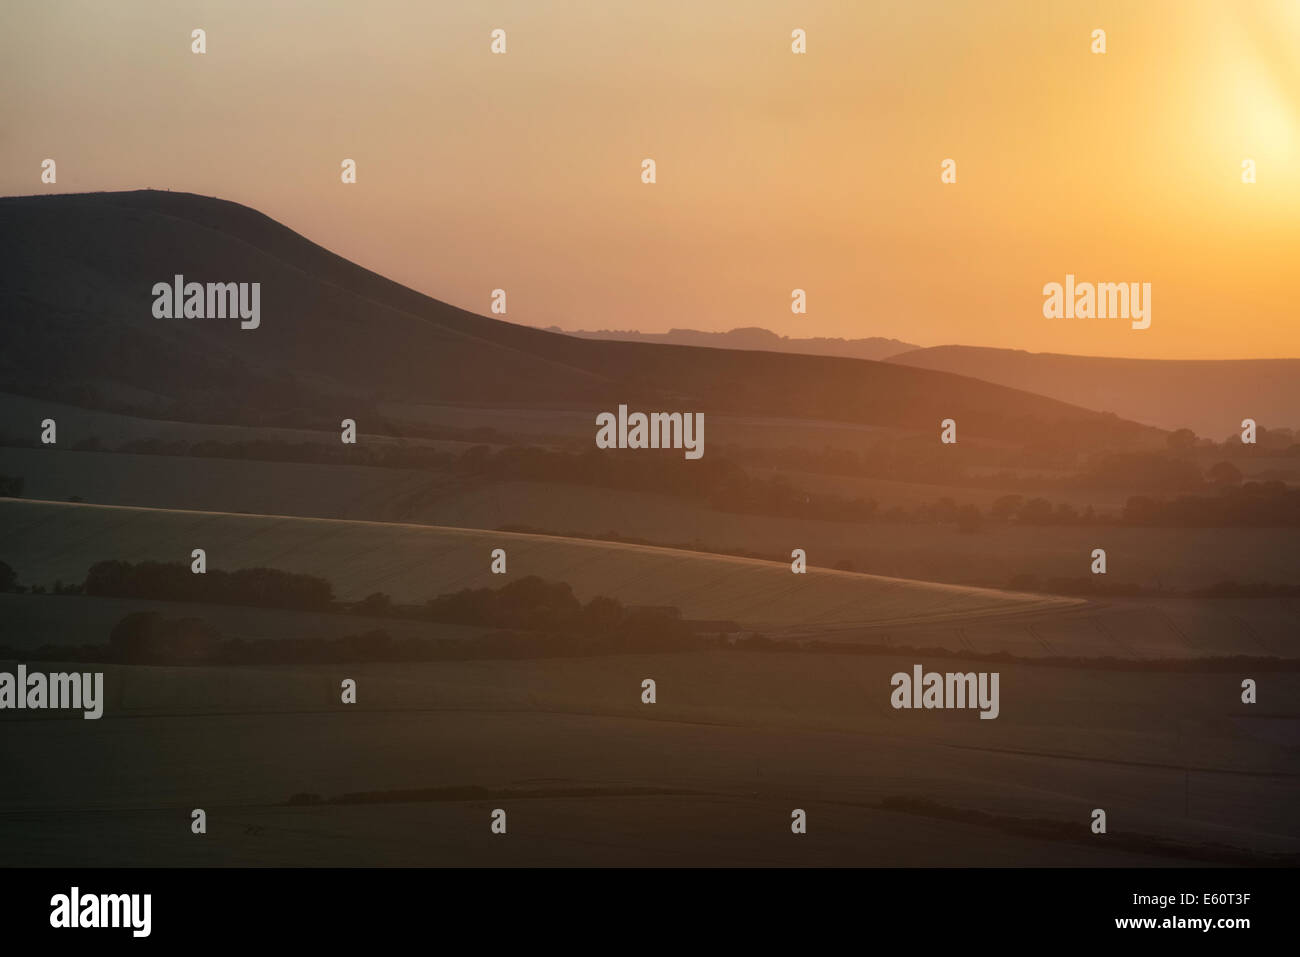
[0,190,1155,445]
[550,326,916,361]
[888,346,1300,439]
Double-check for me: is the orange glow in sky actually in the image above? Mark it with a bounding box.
[1,0,1296,358]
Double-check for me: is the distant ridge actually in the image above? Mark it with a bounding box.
[558,330,1300,440]
[549,326,917,362]
[888,345,1300,439]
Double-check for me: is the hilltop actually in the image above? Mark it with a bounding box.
[0,190,1155,447]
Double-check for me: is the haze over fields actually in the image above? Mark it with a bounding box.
[530,322,1300,441]
[544,328,1300,438]
[889,346,1300,439]
[1,190,1297,868]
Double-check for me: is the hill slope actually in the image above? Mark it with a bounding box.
[0,190,1154,445]
[889,345,1300,438]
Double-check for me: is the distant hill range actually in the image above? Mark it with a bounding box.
[550,326,917,362]
[887,346,1300,439]
[552,328,1300,440]
[0,190,1155,446]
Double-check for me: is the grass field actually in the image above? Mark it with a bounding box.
[6,497,1299,659]
[771,466,1130,512]
[0,654,1295,866]
[377,401,935,452]
[1,391,939,455]
[0,392,487,452]
[0,498,1074,631]
[5,447,1300,591]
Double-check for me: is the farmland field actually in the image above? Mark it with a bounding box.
[377,401,937,452]
[5,498,1298,660]
[0,392,483,452]
[0,654,1295,866]
[5,447,1300,591]
[0,498,1074,630]
[0,592,486,651]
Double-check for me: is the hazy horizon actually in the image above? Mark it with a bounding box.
[2,0,1297,361]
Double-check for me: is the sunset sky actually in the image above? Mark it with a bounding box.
[1,0,1296,359]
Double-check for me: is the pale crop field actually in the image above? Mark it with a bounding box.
[6,448,1297,592]
[0,499,1074,629]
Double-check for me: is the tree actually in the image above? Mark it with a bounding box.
[1018,498,1054,524]
[1123,495,1160,525]
[355,592,393,616]
[109,611,161,661]
[581,594,624,633]
[990,494,1024,521]
[1207,461,1243,486]
[1165,428,1197,452]
[0,560,15,593]
[956,504,983,534]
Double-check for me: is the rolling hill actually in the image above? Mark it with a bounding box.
[0,190,1156,447]
[889,345,1300,439]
